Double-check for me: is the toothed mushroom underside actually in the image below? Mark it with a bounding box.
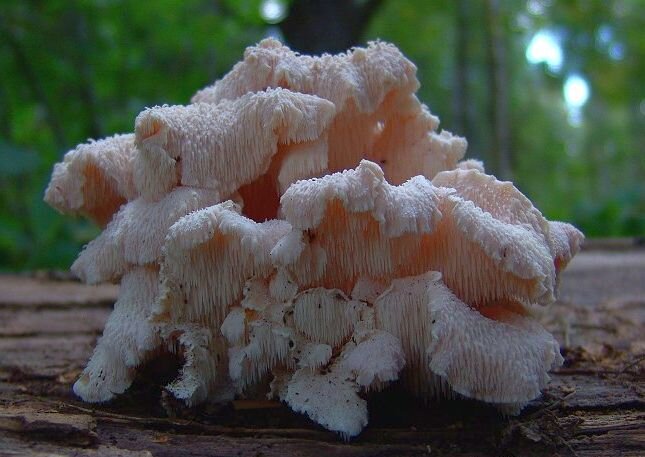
[45,39,583,439]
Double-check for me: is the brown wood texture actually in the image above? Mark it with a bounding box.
[1,248,643,456]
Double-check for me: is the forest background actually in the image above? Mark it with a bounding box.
[0,0,643,270]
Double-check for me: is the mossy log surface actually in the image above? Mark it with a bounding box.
[1,244,643,456]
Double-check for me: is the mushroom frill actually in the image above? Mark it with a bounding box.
[44,39,583,439]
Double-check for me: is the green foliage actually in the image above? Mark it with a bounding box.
[0,0,642,271]
[0,0,267,270]
[365,0,644,238]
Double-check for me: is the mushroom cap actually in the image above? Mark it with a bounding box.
[275,160,576,311]
[279,327,405,439]
[432,168,556,305]
[547,220,584,275]
[220,306,247,347]
[222,274,403,422]
[134,88,335,201]
[456,158,485,172]
[295,342,333,370]
[350,276,389,304]
[432,168,548,233]
[423,272,563,404]
[375,271,447,398]
[193,39,466,184]
[268,268,299,303]
[192,38,418,113]
[223,277,296,391]
[432,168,584,305]
[156,201,291,328]
[280,159,442,237]
[44,133,137,226]
[371,103,468,183]
[71,187,221,284]
[376,271,563,404]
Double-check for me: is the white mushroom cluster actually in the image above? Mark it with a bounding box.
[45,39,583,439]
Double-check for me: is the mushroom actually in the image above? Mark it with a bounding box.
[73,266,160,402]
[193,39,468,187]
[44,133,137,226]
[220,271,404,439]
[162,323,231,406]
[276,160,581,310]
[154,201,291,328]
[134,88,336,220]
[292,288,365,347]
[375,271,563,408]
[44,39,583,439]
[271,159,579,420]
[71,187,222,284]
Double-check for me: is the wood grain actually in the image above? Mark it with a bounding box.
[0,249,643,456]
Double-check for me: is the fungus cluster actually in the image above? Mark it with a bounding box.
[45,39,583,438]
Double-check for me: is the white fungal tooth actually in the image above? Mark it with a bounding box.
[295,342,333,370]
[268,268,298,303]
[282,367,368,440]
[336,329,406,392]
[220,307,246,347]
[376,271,564,406]
[350,276,389,304]
[241,277,274,311]
[45,38,583,439]
[375,272,448,399]
[293,288,365,347]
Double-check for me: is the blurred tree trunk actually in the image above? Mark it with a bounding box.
[280,0,385,54]
[484,0,512,179]
[70,10,103,140]
[452,0,473,151]
[0,81,11,139]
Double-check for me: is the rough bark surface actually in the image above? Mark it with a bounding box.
[0,246,643,456]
